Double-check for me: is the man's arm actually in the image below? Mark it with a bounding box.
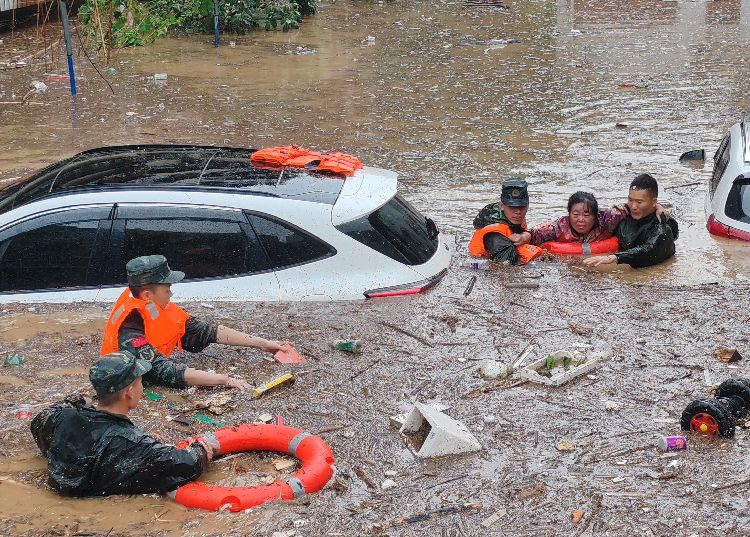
[613,222,676,268]
[586,222,676,268]
[215,325,291,353]
[482,233,520,264]
[94,433,211,495]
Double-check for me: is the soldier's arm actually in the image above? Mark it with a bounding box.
[96,432,210,495]
[214,325,291,354]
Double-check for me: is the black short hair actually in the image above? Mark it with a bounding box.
[96,387,126,406]
[630,173,658,198]
[567,191,599,215]
[129,284,160,299]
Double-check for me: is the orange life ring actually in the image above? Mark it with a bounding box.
[170,424,335,512]
[540,236,619,255]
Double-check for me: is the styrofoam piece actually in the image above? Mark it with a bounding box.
[390,402,450,429]
[520,350,598,386]
[399,402,481,457]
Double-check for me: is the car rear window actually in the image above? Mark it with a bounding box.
[711,135,731,199]
[724,176,750,223]
[335,194,439,265]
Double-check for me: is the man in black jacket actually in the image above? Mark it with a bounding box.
[584,174,678,269]
[31,351,215,496]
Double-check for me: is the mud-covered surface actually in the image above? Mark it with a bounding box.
[3,0,750,534]
[1,264,750,536]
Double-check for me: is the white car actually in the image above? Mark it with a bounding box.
[706,119,750,241]
[0,145,450,302]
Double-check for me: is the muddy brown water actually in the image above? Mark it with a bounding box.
[2,0,750,535]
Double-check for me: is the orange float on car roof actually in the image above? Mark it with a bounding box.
[170,424,335,511]
[250,145,363,176]
[540,236,619,255]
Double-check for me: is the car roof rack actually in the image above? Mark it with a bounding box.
[0,145,348,216]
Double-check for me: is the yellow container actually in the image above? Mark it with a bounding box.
[251,373,296,399]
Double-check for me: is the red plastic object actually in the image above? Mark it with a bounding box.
[617,82,636,88]
[707,214,750,241]
[274,347,306,364]
[689,412,720,435]
[47,75,70,81]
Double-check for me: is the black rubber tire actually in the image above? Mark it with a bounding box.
[737,378,750,392]
[716,379,750,417]
[680,398,735,438]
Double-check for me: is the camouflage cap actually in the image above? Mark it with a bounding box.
[500,178,529,207]
[126,255,185,287]
[89,351,152,395]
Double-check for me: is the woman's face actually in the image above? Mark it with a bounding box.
[569,202,596,235]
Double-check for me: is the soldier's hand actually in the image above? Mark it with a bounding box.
[263,340,293,353]
[583,254,617,267]
[197,439,215,461]
[223,375,250,391]
[509,232,531,246]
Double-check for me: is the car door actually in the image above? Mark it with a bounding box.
[98,203,280,302]
[0,205,113,303]
[244,211,339,300]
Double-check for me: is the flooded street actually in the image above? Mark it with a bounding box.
[2,0,750,535]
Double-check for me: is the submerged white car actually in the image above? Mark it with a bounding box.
[706,119,750,241]
[0,145,450,302]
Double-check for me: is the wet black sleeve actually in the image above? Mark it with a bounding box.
[30,396,89,456]
[30,405,65,456]
[483,233,520,265]
[94,433,208,495]
[181,316,218,353]
[615,222,676,269]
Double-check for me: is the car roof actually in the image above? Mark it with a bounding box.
[0,145,348,216]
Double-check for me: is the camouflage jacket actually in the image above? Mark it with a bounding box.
[118,311,219,388]
[529,207,628,245]
[30,396,207,497]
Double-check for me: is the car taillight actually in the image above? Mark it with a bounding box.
[707,214,750,241]
[364,269,447,299]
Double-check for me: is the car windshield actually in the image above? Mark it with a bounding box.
[0,146,346,216]
[725,177,750,223]
[335,194,439,265]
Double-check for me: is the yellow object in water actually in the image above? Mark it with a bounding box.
[252,373,296,399]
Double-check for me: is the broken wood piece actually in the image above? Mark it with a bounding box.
[504,282,540,289]
[355,467,377,489]
[379,321,433,347]
[713,347,742,363]
[463,275,477,297]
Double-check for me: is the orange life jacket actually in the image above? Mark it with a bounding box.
[250,146,363,176]
[100,288,191,356]
[468,223,545,264]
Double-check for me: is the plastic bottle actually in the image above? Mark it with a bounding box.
[16,404,32,420]
[333,339,362,353]
[461,259,490,271]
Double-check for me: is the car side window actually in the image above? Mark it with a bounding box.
[245,213,335,270]
[0,219,102,292]
[711,135,731,198]
[120,215,269,282]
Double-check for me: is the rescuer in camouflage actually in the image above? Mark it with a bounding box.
[30,352,215,497]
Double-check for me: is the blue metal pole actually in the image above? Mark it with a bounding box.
[59,0,76,96]
[213,0,219,48]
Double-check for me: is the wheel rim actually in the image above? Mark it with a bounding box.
[690,412,720,435]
